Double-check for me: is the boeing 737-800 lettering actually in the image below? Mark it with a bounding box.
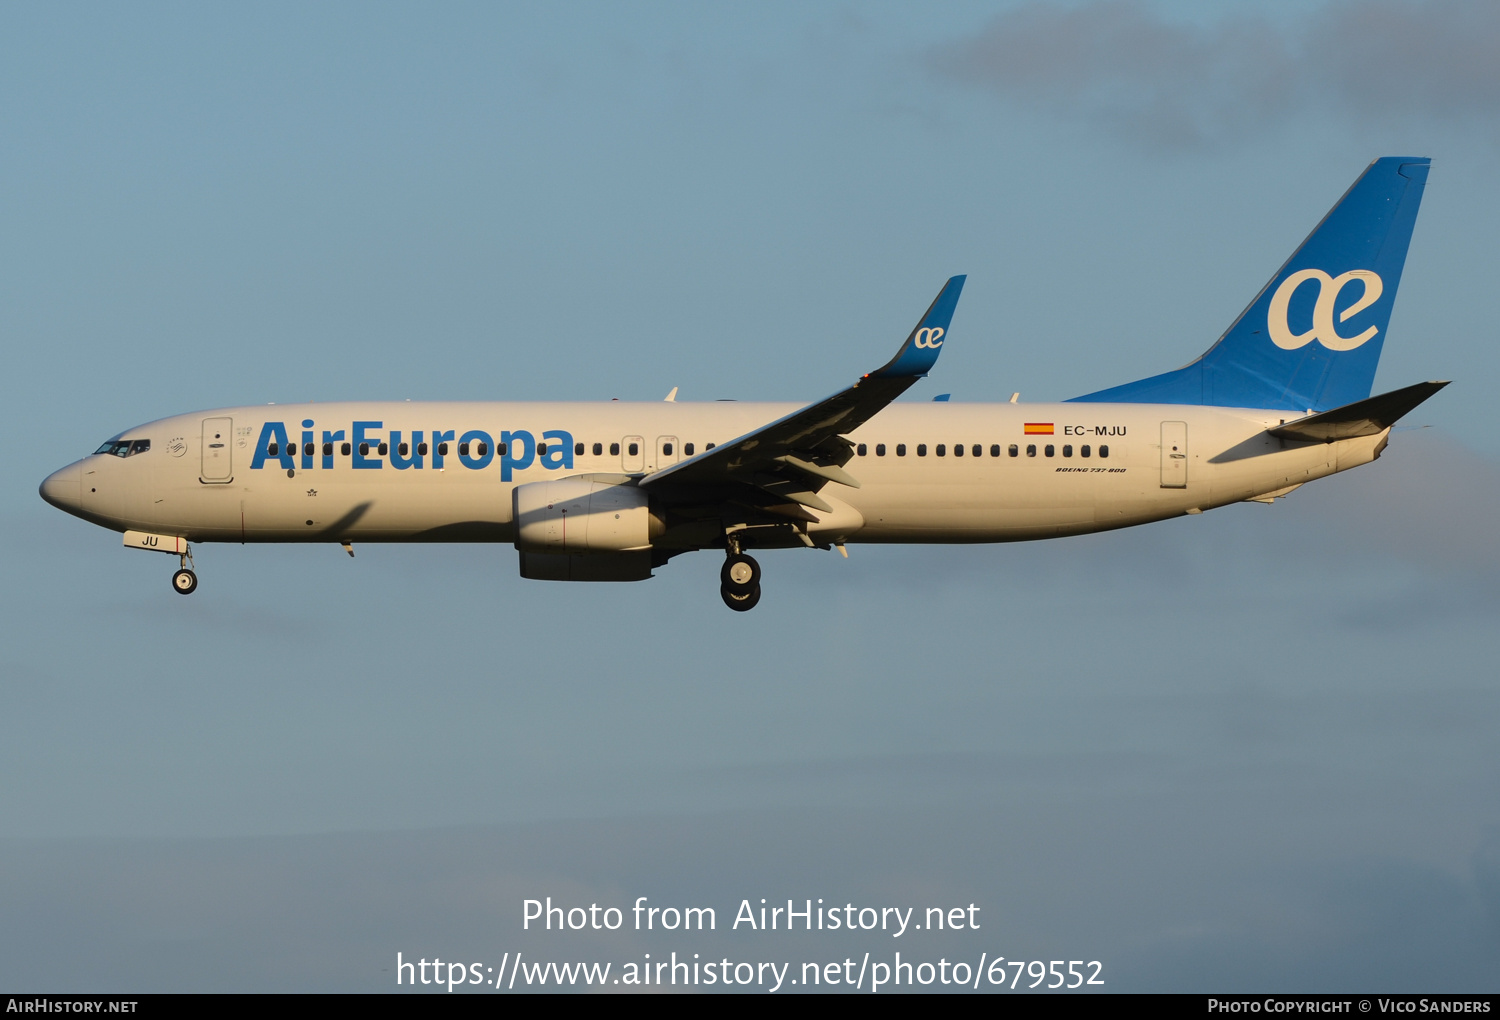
[40,157,1446,611]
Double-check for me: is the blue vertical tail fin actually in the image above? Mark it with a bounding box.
[1070,157,1430,412]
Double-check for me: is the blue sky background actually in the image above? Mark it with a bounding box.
[2,0,1498,992]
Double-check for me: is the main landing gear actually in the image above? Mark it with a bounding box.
[720,552,761,612]
[172,546,197,595]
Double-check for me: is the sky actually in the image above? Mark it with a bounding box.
[2,0,1498,993]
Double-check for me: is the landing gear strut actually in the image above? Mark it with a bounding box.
[720,552,761,612]
[171,545,197,595]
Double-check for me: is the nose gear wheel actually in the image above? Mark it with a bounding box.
[171,544,197,595]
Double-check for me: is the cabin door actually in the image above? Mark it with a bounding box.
[201,417,233,482]
[1160,421,1187,488]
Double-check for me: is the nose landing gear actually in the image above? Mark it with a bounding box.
[720,552,761,612]
[171,545,197,595]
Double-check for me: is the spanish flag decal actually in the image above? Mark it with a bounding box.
[1024,422,1054,435]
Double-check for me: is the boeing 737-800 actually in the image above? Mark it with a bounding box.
[40,157,1445,611]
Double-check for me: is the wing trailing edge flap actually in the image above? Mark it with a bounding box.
[1267,380,1449,443]
[642,276,965,518]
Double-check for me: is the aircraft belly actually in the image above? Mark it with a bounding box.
[849,479,1099,542]
[173,468,513,542]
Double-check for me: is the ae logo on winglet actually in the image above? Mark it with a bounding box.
[1268,269,1384,351]
[913,327,945,349]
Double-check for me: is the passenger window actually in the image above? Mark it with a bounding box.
[342,442,352,456]
[436,442,446,456]
[1045,445,1055,457]
[662,443,672,456]
[628,442,639,456]
[1100,445,1109,458]
[398,442,409,457]
[268,442,280,456]
[1026,444,1036,457]
[685,443,694,456]
[972,445,981,457]
[896,444,906,456]
[593,443,603,455]
[991,444,1001,457]
[378,442,389,456]
[575,442,584,455]
[917,444,927,457]
[1081,445,1091,457]
[458,442,469,456]
[1008,444,1018,457]
[359,442,370,456]
[705,442,715,450]
[952,444,961,457]
[857,443,867,456]
[537,443,547,455]
[323,442,333,456]
[479,442,489,456]
[418,442,428,456]
[876,444,886,457]
[610,442,620,455]
[1062,445,1072,457]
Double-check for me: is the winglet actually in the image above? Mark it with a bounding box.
[869,276,966,379]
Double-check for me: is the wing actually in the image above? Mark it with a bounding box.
[641,276,965,524]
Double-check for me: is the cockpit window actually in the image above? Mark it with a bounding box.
[94,439,150,458]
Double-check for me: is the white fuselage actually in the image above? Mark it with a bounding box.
[45,400,1386,548]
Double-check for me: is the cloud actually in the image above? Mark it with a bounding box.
[931,0,1500,147]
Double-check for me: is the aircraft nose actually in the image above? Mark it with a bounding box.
[39,462,82,514]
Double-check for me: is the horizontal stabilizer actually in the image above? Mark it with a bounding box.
[1267,380,1448,442]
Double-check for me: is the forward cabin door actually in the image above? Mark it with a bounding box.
[1160,421,1187,488]
[201,417,233,482]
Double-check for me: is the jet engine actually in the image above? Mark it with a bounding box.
[513,477,660,582]
[513,477,657,554]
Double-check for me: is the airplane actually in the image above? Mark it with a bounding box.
[40,156,1445,612]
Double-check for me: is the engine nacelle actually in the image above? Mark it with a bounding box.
[513,477,653,554]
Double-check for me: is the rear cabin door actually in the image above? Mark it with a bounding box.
[1160,421,1187,488]
[201,417,233,482]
